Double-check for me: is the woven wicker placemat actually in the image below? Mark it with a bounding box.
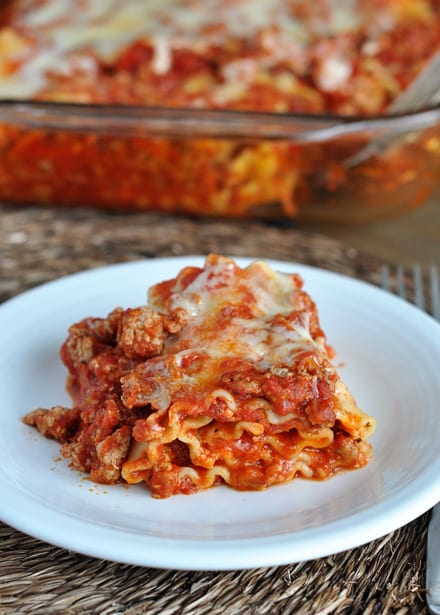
[0,204,431,614]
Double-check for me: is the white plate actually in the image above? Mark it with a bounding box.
[1,256,440,571]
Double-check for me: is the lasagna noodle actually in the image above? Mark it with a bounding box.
[23,254,376,498]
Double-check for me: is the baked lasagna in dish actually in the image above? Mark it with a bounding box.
[0,0,438,112]
[24,255,376,498]
[0,0,439,220]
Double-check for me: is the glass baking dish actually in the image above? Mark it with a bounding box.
[1,100,440,223]
[1,0,440,224]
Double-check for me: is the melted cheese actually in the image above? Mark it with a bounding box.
[129,256,332,414]
[0,0,360,98]
[167,258,320,369]
[316,54,353,92]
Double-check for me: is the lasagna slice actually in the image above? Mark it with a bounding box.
[24,254,375,498]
